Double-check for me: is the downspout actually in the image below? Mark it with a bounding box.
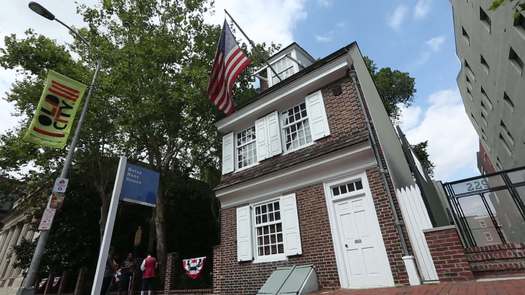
[348,59,409,257]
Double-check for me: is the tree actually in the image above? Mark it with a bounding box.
[363,57,436,178]
[77,0,278,273]
[364,56,416,121]
[411,141,435,178]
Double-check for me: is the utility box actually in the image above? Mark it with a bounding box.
[257,265,318,295]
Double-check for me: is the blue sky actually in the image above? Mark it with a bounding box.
[0,0,480,181]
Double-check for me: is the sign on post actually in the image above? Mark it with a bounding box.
[91,157,160,295]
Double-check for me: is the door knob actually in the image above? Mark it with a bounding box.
[345,244,348,248]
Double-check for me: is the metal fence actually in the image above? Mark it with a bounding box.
[443,166,525,248]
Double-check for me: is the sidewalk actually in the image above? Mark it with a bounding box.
[312,278,525,295]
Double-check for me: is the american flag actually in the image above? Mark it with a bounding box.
[208,20,251,115]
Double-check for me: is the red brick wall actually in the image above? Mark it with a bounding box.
[213,183,339,295]
[465,243,525,276]
[424,226,474,281]
[218,76,369,189]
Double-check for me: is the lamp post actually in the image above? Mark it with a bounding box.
[18,3,102,294]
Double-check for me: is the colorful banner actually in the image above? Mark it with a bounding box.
[182,257,206,279]
[24,70,87,148]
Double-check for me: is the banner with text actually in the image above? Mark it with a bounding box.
[24,70,87,148]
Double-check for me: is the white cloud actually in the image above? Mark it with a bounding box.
[208,0,307,45]
[426,35,446,52]
[399,105,422,131]
[400,89,479,181]
[387,5,409,31]
[414,0,432,19]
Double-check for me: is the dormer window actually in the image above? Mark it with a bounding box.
[236,126,257,169]
[270,55,296,86]
[281,102,312,151]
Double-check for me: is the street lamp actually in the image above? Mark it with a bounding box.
[19,3,102,294]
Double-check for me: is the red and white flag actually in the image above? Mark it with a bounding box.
[208,20,251,115]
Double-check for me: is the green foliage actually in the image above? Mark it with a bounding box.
[490,0,525,19]
[363,57,416,121]
[411,141,435,178]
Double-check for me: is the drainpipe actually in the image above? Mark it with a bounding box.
[348,62,409,257]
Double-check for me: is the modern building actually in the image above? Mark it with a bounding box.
[451,0,525,171]
[211,42,451,293]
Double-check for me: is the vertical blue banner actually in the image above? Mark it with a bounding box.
[120,163,160,207]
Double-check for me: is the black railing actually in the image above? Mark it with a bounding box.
[443,166,525,248]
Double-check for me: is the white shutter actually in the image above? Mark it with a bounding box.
[222,132,234,175]
[267,111,282,157]
[305,90,330,141]
[236,205,253,262]
[255,116,269,161]
[280,194,302,256]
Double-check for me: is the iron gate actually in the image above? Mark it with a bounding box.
[443,166,525,248]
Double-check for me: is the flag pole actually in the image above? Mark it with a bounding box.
[224,9,282,82]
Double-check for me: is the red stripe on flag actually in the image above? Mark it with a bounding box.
[33,127,65,137]
[49,87,78,102]
[51,80,80,94]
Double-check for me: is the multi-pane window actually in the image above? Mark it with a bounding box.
[236,126,257,169]
[281,102,312,151]
[332,179,363,197]
[254,200,284,257]
[271,56,295,86]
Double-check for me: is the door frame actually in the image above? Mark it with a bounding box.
[323,171,395,289]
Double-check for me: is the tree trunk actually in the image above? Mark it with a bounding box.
[154,189,167,282]
[74,267,86,295]
[99,189,110,240]
[57,271,67,295]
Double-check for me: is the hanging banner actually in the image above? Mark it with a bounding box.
[24,70,87,148]
[182,257,206,279]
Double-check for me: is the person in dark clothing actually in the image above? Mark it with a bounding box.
[118,252,136,295]
[101,255,118,295]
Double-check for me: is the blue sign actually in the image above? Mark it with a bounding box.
[120,163,160,207]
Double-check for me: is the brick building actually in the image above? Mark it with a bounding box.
[212,42,433,294]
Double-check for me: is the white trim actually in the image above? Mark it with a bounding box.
[215,55,348,132]
[216,144,376,209]
[250,196,288,264]
[323,171,395,289]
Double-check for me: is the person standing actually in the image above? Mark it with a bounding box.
[101,254,118,295]
[118,252,136,295]
[140,253,157,295]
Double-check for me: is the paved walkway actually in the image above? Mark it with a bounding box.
[313,278,525,295]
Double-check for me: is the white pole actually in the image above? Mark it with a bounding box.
[91,156,127,295]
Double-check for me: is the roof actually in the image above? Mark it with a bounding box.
[219,42,357,121]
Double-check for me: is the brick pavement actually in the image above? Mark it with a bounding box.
[312,278,525,295]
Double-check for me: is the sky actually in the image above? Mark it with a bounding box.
[0,0,480,182]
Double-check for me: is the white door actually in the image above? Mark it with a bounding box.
[333,192,393,288]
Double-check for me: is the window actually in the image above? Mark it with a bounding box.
[500,120,515,146]
[332,179,363,197]
[270,56,295,86]
[499,133,513,156]
[496,157,503,170]
[462,27,470,46]
[464,60,475,81]
[509,47,524,75]
[254,200,284,257]
[480,7,491,33]
[503,92,515,111]
[281,102,312,151]
[236,126,257,169]
[514,12,525,37]
[480,55,490,74]
[480,87,493,110]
